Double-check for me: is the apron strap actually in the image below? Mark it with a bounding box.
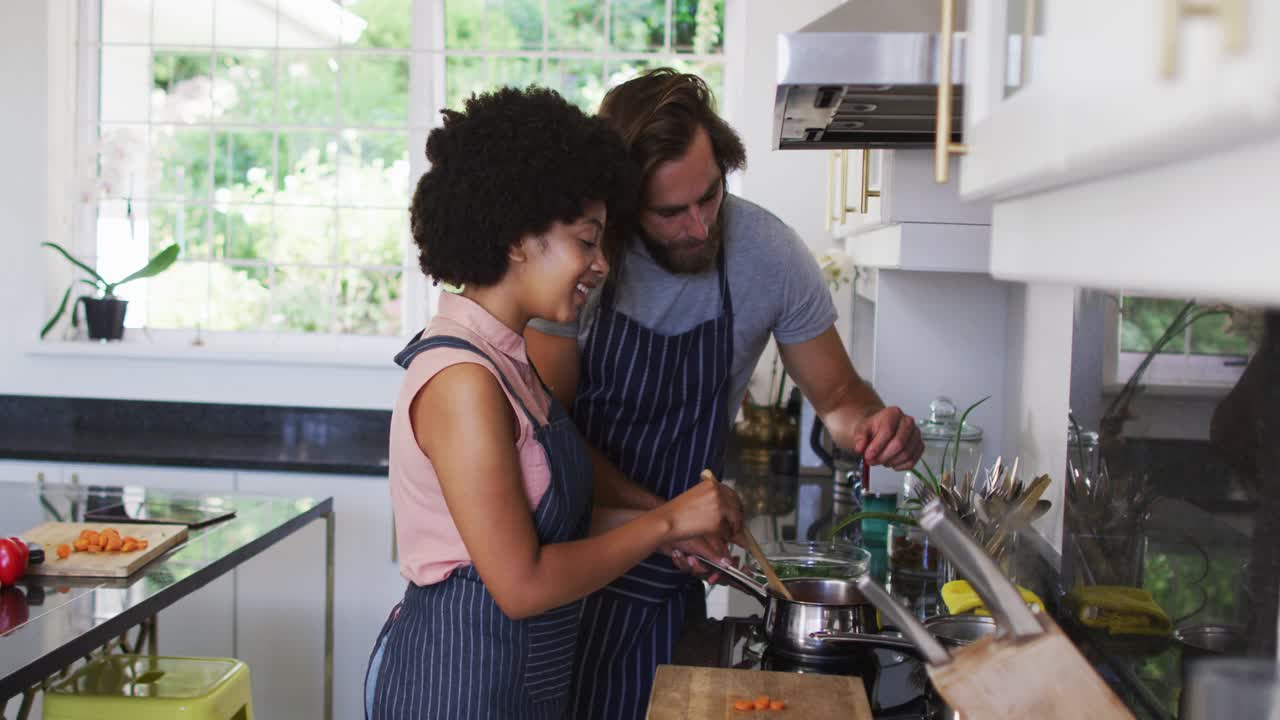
[394,333,543,429]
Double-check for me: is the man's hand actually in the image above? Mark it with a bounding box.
[849,406,923,470]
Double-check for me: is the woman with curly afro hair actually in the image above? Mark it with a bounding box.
[365,87,743,720]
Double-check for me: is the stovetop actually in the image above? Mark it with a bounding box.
[716,617,939,719]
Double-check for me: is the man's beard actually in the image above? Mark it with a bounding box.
[639,221,722,275]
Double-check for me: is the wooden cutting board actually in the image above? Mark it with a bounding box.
[646,665,872,720]
[20,521,188,578]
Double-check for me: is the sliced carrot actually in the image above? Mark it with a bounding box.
[769,700,785,710]
[732,700,753,711]
[73,538,90,552]
[138,539,149,549]
[121,540,138,553]
[86,544,100,553]
[106,536,123,552]
[753,696,770,710]
[56,544,71,559]
[81,530,100,545]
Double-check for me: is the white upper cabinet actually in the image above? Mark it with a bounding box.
[957,0,1280,201]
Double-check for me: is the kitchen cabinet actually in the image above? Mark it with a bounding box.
[59,463,237,660]
[826,149,883,236]
[837,149,993,274]
[958,0,1280,201]
[952,0,1280,305]
[234,470,403,720]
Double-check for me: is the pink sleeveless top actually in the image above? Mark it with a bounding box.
[389,293,554,586]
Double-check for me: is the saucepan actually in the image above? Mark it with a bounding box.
[693,554,918,659]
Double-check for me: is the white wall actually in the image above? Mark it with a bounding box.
[1003,282,1076,550]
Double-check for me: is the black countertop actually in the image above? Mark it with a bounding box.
[0,395,390,475]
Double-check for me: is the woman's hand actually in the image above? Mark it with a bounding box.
[660,477,744,546]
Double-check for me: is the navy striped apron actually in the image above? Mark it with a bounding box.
[569,250,734,720]
[366,334,594,720]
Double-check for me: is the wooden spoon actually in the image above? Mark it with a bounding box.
[700,469,793,601]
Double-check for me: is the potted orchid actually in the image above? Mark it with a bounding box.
[42,128,179,340]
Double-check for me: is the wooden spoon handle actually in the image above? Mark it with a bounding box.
[700,468,793,601]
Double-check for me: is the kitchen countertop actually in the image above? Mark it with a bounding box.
[716,461,1266,720]
[0,395,390,475]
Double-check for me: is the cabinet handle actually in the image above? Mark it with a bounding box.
[838,151,850,225]
[825,150,838,231]
[860,150,881,214]
[934,0,969,184]
[1162,0,1247,79]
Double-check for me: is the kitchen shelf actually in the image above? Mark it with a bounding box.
[844,222,991,274]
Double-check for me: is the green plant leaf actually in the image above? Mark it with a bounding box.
[952,395,990,474]
[105,243,180,295]
[40,285,73,339]
[827,510,917,540]
[42,242,107,288]
[909,465,940,498]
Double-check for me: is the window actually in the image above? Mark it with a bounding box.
[1112,296,1259,388]
[73,0,727,342]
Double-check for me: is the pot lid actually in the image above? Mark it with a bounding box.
[918,396,982,442]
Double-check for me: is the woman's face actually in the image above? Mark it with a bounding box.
[521,200,609,324]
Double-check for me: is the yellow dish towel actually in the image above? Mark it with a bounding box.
[941,580,1044,616]
[1067,585,1171,637]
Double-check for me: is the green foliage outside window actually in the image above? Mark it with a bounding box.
[98,0,724,337]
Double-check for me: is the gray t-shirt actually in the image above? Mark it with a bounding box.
[529,194,837,421]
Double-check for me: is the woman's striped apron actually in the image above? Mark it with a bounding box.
[366,335,594,720]
[569,251,734,720]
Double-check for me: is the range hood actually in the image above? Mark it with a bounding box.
[775,0,966,150]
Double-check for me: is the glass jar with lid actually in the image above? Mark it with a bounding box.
[899,396,984,511]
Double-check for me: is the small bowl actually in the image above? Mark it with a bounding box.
[925,614,998,648]
[1175,623,1247,658]
[748,540,871,582]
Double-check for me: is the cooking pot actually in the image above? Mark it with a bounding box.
[694,554,916,659]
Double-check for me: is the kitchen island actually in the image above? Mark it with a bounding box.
[0,481,335,720]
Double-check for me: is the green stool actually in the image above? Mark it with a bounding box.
[44,655,253,720]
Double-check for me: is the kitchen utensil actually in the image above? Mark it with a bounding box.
[739,527,793,601]
[20,521,187,578]
[746,539,870,581]
[701,468,793,601]
[691,554,914,659]
[916,501,1135,719]
[919,502,1042,640]
[645,665,873,720]
[853,576,949,665]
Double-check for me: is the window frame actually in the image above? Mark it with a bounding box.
[51,0,729,357]
[1103,293,1250,394]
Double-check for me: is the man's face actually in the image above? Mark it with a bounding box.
[638,126,724,275]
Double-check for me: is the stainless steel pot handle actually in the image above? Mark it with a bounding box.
[690,553,769,604]
[807,630,922,656]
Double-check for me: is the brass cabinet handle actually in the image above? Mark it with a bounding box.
[935,0,969,184]
[1163,0,1247,79]
[825,150,838,231]
[860,150,880,214]
[838,151,850,225]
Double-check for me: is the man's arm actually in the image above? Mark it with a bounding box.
[779,326,923,470]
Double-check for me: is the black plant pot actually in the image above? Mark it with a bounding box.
[78,296,128,341]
